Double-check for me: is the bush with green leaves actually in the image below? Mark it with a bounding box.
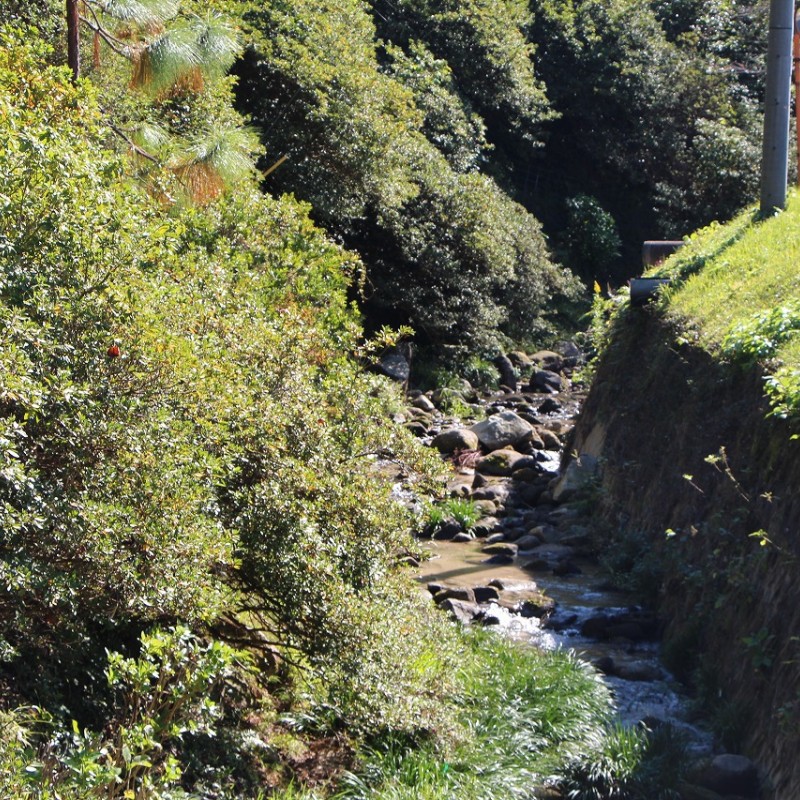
[0,26,461,782]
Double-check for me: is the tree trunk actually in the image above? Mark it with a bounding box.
[66,0,80,82]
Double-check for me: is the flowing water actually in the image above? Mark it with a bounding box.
[417,538,714,755]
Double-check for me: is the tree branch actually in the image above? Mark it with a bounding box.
[80,12,132,59]
[108,122,160,163]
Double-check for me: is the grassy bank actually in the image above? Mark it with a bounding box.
[652,192,800,417]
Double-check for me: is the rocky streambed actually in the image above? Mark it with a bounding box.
[390,347,764,798]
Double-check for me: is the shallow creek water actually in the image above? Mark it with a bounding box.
[417,539,714,755]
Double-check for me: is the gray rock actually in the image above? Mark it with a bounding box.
[536,427,562,450]
[471,485,510,504]
[690,754,760,798]
[485,532,507,545]
[439,598,481,625]
[494,353,519,392]
[473,585,501,603]
[483,553,515,565]
[512,467,542,484]
[508,351,533,368]
[412,394,436,413]
[434,586,475,604]
[537,397,562,414]
[472,516,502,537]
[404,420,429,437]
[514,534,544,551]
[529,369,564,394]
[452,532,473,543]
[482,542,519,557]
[378,352,410,382]
[472,499,497,516]
[432,427,480,454]
[522,558,550,572]
[431,519,463,540]
[470,411,534,451]
[477,448,525,476]
[530,350,564,373]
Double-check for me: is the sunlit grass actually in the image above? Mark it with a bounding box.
[647,191,800,415]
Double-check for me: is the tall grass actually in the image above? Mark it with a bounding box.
[323,631,612,800]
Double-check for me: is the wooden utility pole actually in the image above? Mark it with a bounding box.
[760,0,794,214]
[66,0,81,82]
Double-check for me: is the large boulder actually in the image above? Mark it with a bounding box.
[378,351,410,382]
[476,448,525,476]
[530,350,564,373]
[432,427,480,455]
[528,369,565,394]
[470,411,533,451]
[493,353,518,391]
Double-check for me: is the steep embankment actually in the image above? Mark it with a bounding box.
[564,204,800,797]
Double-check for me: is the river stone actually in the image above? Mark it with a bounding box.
[472,499,497,515]
[412,394,436,413]
[470,411,533,451]
[473,585,501,603]
[537,397,562,414]
[522,558,550,572]
[514,534,544,551]
[472,516,502,537]
[482,542,518,557]
[498,589,555,618]
[452,532,473,543]
[494,353,518,391]
[536,427,562,450]
[529,369,564,394]
[612,659,664,681]
[432,427,480,454]
[431,519,463,540]
[404,420,429,437]
[471,485,510,504]
[512,467,541,484]
[434,586,475,604]
[439,598,481,625]
[528,543,576,561]
[477,448,525,476]
[483,553,515,565]
[485,532,507,544]
[689,755,760,797]
[530,350,564,373]
[509,351,533,368]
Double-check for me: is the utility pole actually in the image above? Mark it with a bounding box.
[794,8,800,186]
[760,0,794,214]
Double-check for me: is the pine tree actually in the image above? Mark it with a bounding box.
[66,0,259,203]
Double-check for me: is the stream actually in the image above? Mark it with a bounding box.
[417,538,713,756]
[397,364,716,759]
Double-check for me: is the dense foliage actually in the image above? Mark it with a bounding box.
[0,28,465,796]
[229,0,581,361]
[227,0,767,318]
